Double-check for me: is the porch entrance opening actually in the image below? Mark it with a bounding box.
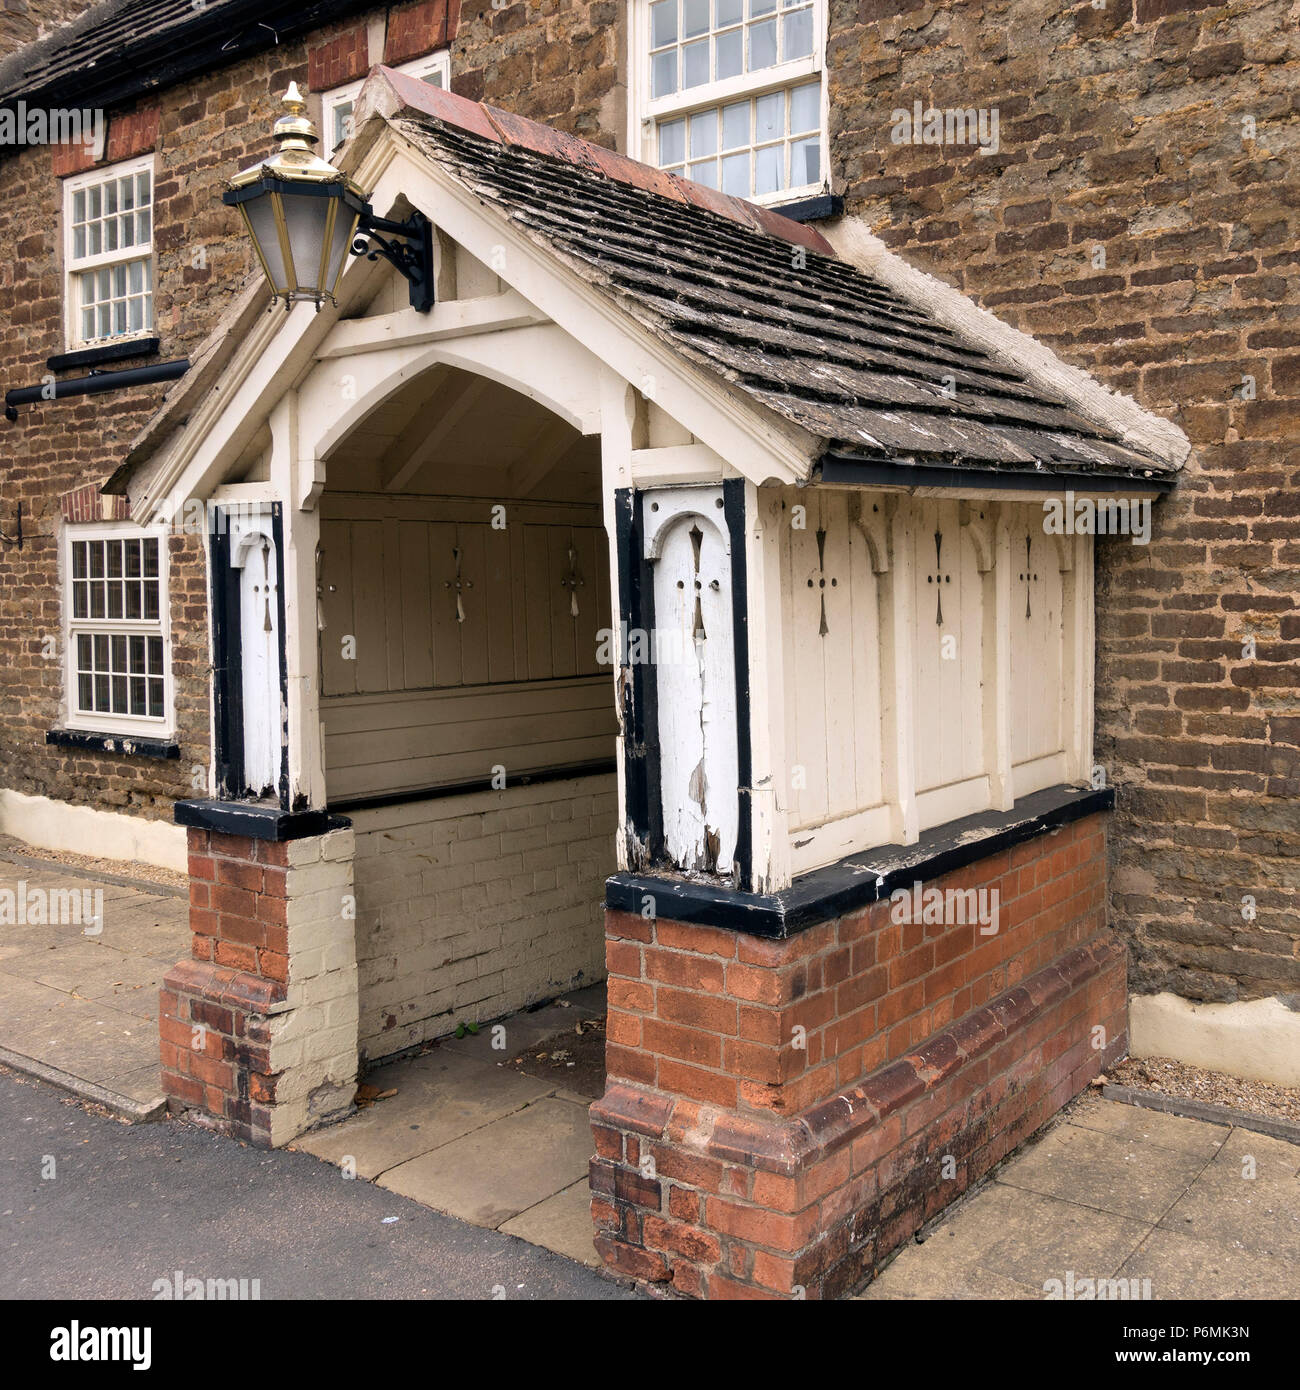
[308,363,618,1068]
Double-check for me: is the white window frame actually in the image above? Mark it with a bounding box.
[626,0,829,207]
[62,152,155,352]
[62,521,173,739]
[322,50,452,159]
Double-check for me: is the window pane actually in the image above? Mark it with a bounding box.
[93,634,109,668]
[148,636,163,672]
[73,226,86,258]
[88,222,102,255]
[143,538,159,576]
[88,186,101,218]
[683,0,710,37]
[783,8,813,59]
[73,582,88,619]
[137,208,151,243]
[130,675,147,715]
[722,151,749,195]
[722,101,750,149]
[104,181,118,215]
[690,113,718,158]
[756,91,783,141]
[149,679,164,718]
[73,190,85,222]
[682,38,710,88]
[78,674,94,711]
[750,0,776,13]
[77,634,92,668]
[651,0,677,47]
[717,0,743,23]
[749,19,777,69]
[791,135,820,185]
[688,159,719,189]
[72,542,87,578]
[755,143,782,195]
[659,118,686,166]
[94,674,110,711]
[88,542,104,578]
[125,581,142,619]
[652,49,678,98]
[790,82,819,134]
[715,27,743,79]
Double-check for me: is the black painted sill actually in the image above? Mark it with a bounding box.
[47,727,178,759]
[174,798,351,842]
[773,193,843,223]
[47,337,161,373]
[606,782,1115,939]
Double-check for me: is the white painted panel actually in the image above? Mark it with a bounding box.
[647,494,738,875]
[912,499,986,796]
[230,519,281,797]
[1009,509,1066,768]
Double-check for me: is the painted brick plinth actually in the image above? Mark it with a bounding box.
[590,813,1127,1298]
[161,824,359,1147]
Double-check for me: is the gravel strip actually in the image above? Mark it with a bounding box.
[0,831,186,891]
[1108,1054,1300,1123]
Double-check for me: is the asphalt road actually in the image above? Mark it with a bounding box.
[0,1065,636,1301]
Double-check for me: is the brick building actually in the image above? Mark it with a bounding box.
[0,0,1294,1298]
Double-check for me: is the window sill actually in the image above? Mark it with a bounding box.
[606,782,1115,938]
[48,337,161,373]
[47,727,178,759]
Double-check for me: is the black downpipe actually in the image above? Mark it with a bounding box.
[5,359,189,420]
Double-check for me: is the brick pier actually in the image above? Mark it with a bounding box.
[160,823,359,1147]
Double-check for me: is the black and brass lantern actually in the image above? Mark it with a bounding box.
[224,83,434,312]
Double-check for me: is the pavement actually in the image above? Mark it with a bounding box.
[0,849,188,1116]
[294,984,608,1270]
[0,1062,633,1300]
[858,1092,1300,1300]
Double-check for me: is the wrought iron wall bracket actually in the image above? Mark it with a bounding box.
[352,209,435,313]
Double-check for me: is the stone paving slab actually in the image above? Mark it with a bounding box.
[0,852,188,1119]
[499,1179,599,1268]
[996,1113,1212,1222]
[378,1096,594,1229]
[859,1095,1299,1300]
[293,1049,555,1179]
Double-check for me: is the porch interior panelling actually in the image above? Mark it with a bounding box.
[313,359,618,1057]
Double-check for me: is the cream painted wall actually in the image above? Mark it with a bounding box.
[0,788,187,872]
[1129,991,1300,1089]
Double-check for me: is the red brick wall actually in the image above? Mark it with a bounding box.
[606,814,1109,1116]
[592,815,1126,1297]
[825,0,1300,1007]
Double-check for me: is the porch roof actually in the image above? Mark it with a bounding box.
[373,72,1177,486]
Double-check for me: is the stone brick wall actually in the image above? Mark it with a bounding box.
[592,814,1126,1297]
[0,0,86,59]
[162,824,358,1146]
[350,773,616,1060]
[825,0,1300,1009]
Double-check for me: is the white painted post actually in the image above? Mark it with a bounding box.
[746,483,791,893]
[881,501,919,846]
[984,504,1015,812]
[269,393,328,811]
